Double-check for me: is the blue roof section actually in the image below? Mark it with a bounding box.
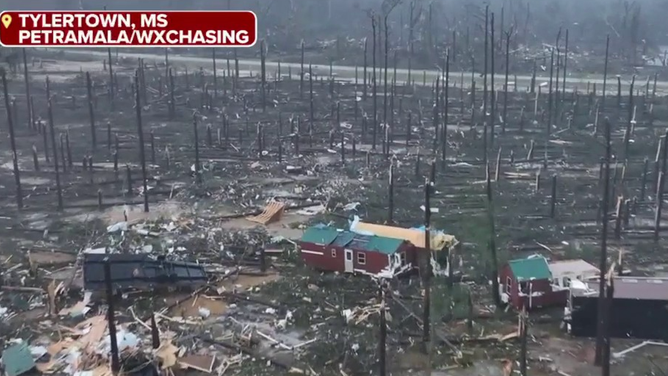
[301,226,340,245]
[509,257,552,281]
[364,236,405,255]
[332,231,356,247]
[301,226,404,255]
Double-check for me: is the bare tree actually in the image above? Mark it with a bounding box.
[381,0,401,128]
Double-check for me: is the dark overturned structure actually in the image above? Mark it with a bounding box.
[83,253,208,291]
[565,277,668,341]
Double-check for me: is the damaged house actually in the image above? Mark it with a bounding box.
[348,216,459,275]
[299,225,415,278]
[499,256,599,310]
[565,276,668,340]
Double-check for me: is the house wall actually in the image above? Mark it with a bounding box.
[322,244,345,271]
[412,246,432,268]
[352,249,389,274]
[403,243,417,266]
[513,279,558,310]
[551,270,599,290]
[499,264,518,304]
[300,242,339,272]
[300,242,394,274]
[300,241,417,276]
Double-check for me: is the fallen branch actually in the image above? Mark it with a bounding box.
[1,286,45,293]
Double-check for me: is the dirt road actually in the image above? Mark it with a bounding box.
[58,48,668,94]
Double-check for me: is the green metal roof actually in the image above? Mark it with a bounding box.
[1,343,35,376]
[301,225,404,255]
[301,226,340,245]
[508,257,552,281]
[365,236,405,255]
[331,231,356,247]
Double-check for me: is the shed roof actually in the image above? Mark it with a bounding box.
[574,277,668,301]
[548,259,599,277]
[352,222,457,251]
[508,257,552,281]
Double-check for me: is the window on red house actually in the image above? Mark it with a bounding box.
[331,249,337,258]
[357,252,366,265]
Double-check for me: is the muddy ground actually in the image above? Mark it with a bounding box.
[0,47,667,376]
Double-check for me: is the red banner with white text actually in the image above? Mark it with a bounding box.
[0,11,257,47]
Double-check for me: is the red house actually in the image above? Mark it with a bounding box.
[499,257,561,310]
[299,225,415,278]
[499,257,599,310]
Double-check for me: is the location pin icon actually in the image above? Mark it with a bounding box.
[1,14,11,29]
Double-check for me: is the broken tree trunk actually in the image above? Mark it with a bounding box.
[107,46,114,109]
[546,48,554,168]
[383,14,390,129]
[372,15,378,150]
[654,129,668,242]
[503,31,510,134]
[442,50,450,168]
[562,29,569,95]
[388,164,394,223]
[520,308,528,376]
[623,75,636,159]
[260,40,266,112]
[422,174,433,355]
[600,35,610,116]
[86,72,96,148]
[379,282,387,376]
[482,5,489,163]
[22,49,31,128]
[212,48,217,99]
[601,277,614,376]
[103,257,120,373]
[1,69,22,209]
[490,12,496,146]
[486,163,501,306]
[46,78,63,210]
[595,118,612,365]
[363,38,368,100]
[193,114,202,185]
[134,71,150,212]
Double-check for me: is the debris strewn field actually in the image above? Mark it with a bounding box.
[2,8,668,373]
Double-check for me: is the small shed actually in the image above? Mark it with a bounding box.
[299,225,415,278]
[567,277,668,340]
[499,257,559,310]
